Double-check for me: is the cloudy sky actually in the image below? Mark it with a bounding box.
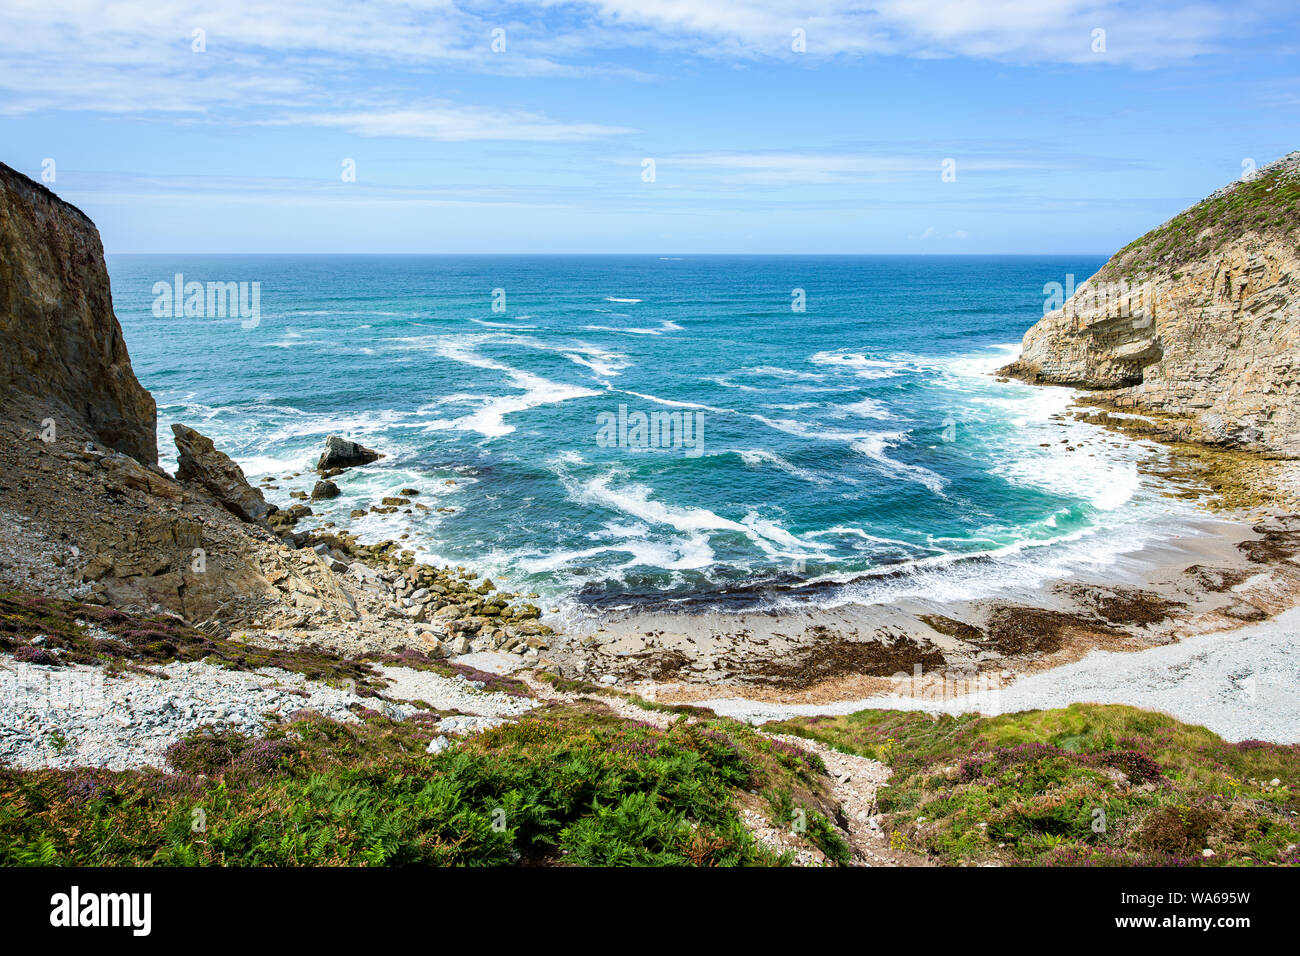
[2,1,1296,253]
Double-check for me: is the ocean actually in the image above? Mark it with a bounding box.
[106,254,1198,621]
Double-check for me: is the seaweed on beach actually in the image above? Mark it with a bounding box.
[1053,583,1185,627]
[1237,531,1300,564]
[747,627,945,687]
[919,614,985,643]
[979,603,1124,656]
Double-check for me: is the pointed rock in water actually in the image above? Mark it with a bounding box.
[171,423,276,523]
[317,435,381,472]
[311,479,341,500]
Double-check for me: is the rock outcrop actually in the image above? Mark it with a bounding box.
[311,479,341,500]
[172,423,277,523]
[317,434,381,471]
[0,161,158,464]
[1004,151,1300,456]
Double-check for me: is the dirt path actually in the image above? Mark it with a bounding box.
[518,673,913,866]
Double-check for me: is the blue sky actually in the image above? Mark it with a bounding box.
[1,1,1296,254]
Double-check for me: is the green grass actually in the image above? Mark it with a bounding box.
[766,704,1300,866]
[1095,161,1300,283]
[0,704,839,867]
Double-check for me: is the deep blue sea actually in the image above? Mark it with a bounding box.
[106,255,1197,619]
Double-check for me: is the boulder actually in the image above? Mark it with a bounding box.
[171,423,275,523]
[311,479,341,500]
[317,435,381,472]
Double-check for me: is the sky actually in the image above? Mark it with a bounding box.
[0,1,1296,254]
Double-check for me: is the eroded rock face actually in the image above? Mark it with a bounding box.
[317,434,381,471]
[172,423,276,523]
[0,162,157,464]
[1005,152,1300,457]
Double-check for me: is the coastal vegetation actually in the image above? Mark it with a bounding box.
[0,702,839,867]
[1096,158,1300,283]
[767,704,1300,866]
[4,585,1296,868]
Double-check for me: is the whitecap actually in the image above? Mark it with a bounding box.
[841,397,892,420]
[735,449,829,486]
[752,416,947,494]
[809,350,911,379]
[424,340,597,437]
[570,472,829,560]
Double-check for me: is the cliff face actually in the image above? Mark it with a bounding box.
[0,160,369,627]
[1005,152,1300,457]
[0,162,157,464]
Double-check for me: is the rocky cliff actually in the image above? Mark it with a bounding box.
[0,161,157,464]
[1004,152,1300,456]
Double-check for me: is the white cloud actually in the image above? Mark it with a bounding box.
[0,1,610,117]
[662,150,1050,184]
[908,226,970,240]
[277,105,636,141]
[567,0,1248,64]
[0,0,1273,123]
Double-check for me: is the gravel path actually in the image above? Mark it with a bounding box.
[763,732,913,867]
[692,605,1300,743]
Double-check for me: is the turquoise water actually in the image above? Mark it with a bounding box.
[107,254,1193,616]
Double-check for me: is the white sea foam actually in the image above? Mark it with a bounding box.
[809,350,911,379]
[562,347,632,378]
[934,342,1151,511]
[583,321,680,335]
[615,388,733,414]
[752,416,947,494]
[806,525,917,548]
[518,531,715,574]
[704,376,760,391]
[840,397,892,420]
[605,297,642,303]
[571,472,829,560]
[474,333,632,379]
[784,507,1203,611]
[473,319,538,330]
[735,449,829,486]
[745,365,826,381]
[422,339,597,437]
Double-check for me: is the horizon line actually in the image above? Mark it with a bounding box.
[105,251,1114,258]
